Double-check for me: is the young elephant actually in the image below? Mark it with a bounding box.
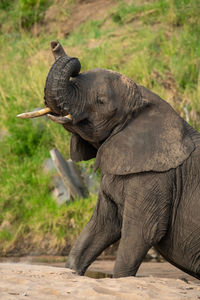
[18,41,200,279]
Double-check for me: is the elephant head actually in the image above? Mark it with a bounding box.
[17,41,195,174]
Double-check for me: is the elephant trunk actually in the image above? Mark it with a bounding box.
[51,41,67,60]
[44,41,81,115]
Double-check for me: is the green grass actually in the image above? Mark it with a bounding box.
[0,0,51,31]
[0,0,200,255]
[0,33,97,255]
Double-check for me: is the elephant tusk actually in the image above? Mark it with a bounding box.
[47,114,72,124]
[16,107,52,119]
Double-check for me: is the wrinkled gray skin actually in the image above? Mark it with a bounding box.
[44,42,200,279]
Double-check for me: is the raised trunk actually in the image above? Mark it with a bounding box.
[44,42,81,116]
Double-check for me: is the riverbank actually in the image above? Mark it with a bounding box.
[0,256,199,283]
[0,262,199,300]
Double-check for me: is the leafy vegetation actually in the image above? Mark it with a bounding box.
[0,0,51,30]
[0,0,199,255]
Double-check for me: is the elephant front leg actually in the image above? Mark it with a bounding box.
[113,216,150,278]
[66,191,121,275]
[113,173,171,278]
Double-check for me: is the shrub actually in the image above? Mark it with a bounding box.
[19,0,50,28]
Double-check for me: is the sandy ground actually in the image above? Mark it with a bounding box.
[0,262,199,300]
[88,260,200,283]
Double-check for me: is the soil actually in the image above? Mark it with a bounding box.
[1,256,198,282]
[0,262,199,299]
[34,0,117,37]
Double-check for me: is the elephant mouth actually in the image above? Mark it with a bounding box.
[16,107,73,124]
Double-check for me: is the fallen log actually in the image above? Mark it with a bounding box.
[50,148,88,200]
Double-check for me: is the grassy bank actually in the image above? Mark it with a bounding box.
[0,32,97,255]
[0,0,200,255]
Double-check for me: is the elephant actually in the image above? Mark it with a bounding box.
[17,41,200,279]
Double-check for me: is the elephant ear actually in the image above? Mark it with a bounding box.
[70,133,97,162]
[94,87,195,175]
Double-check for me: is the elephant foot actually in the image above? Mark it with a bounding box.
[65,258,85,276]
